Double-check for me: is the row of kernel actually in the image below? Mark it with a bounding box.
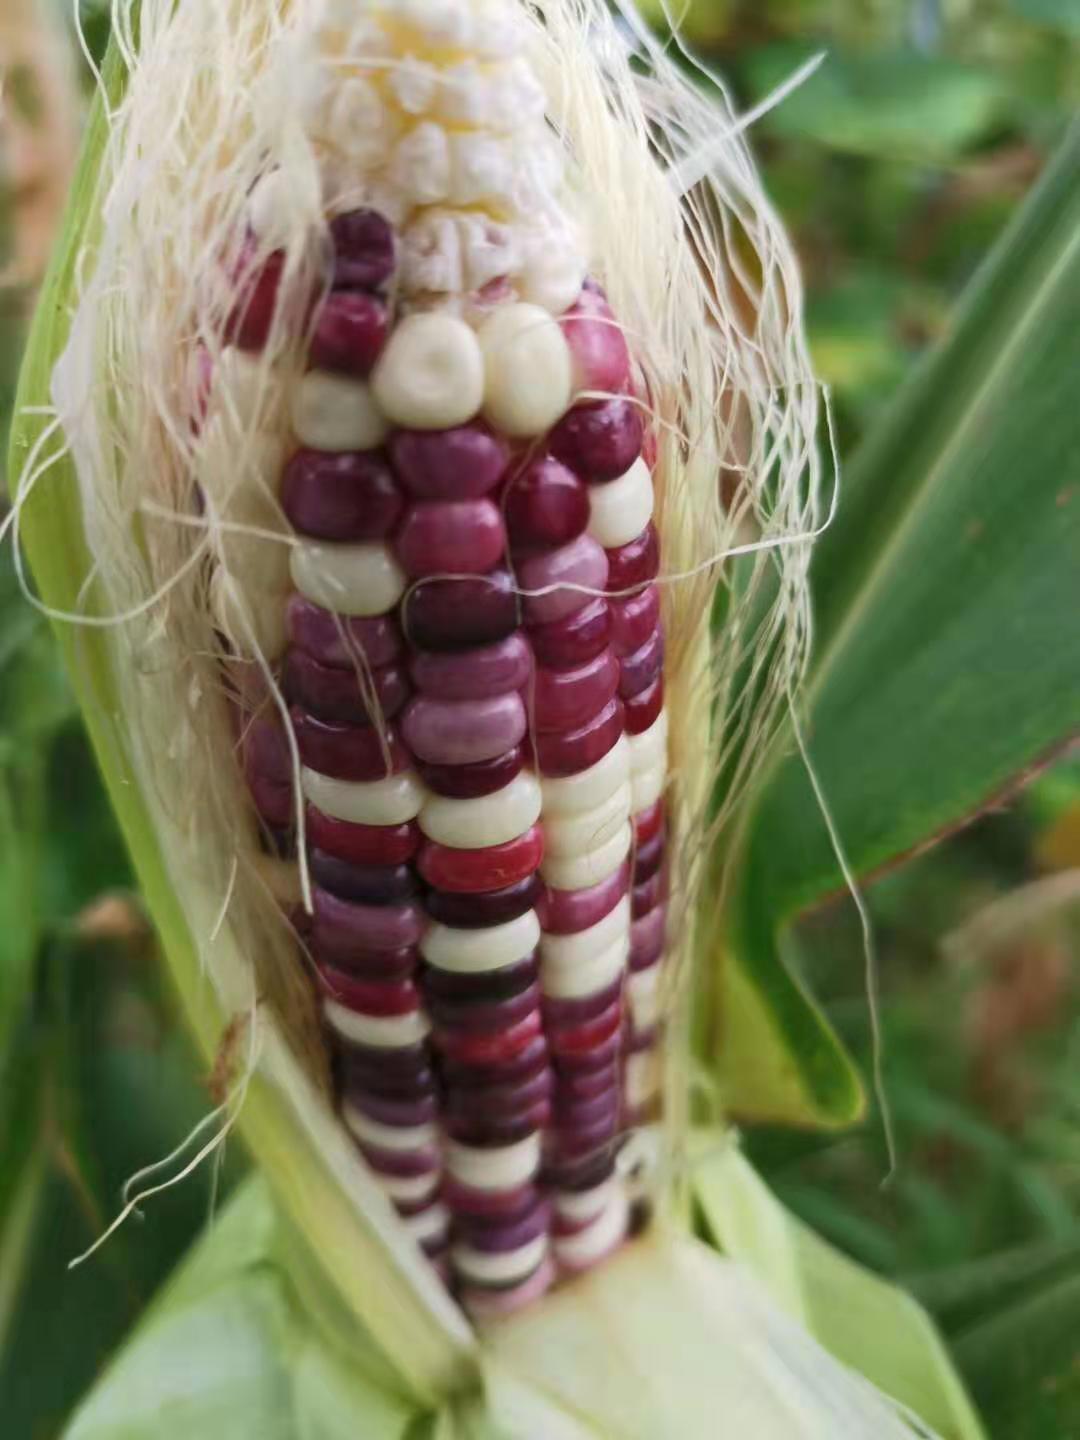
[392,423,555,1314]
[522,284,647,1270]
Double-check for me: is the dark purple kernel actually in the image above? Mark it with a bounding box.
[346,1090,439,1127]
[610,585,661,658]
[312,889,425,956]
[322,945,422,984]
[416,746,524,800]
[427,983,541,1034]
[282,449,403,541]
[444,1102,550,1146]
[618,625,665,700]
[455,1199,552,1254]
[226,248,285,351]
[285,650,409,726]
[247,774,292,827]
[442,1178,540,1221]
[634,829,666,883]
[292,710,407,782]
[632,871,667,919]
[550,1110,621,1157]
[390,424,510,500]
[340,1054,437,1096]
[443,1068,552,1121]
[286,595,402,669]
[542,979,623,1028]
[551,1029,621,1075]
[424,873,540,930]
[263,825,295,860]
[528,597,611,669]
[358,1144,442,1179]
[309,292,390,376]
[242,712,292,785]
[422,955,537,1003]
[504,457,589,550]
[440,1033,548,1089]
[606,524,660,595]
[330,209,397,290]
[337,1039,432,1078]
[553,1090,621,1130]
[403,570,519,652]
[542,1147,617,1193]
[557,1063,621,1101]
[550,398,643,482]
[310,851,419,905]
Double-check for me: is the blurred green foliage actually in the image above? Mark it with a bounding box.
[2,2,1079,1436]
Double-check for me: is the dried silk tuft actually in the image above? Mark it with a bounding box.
[13,0,829,1225]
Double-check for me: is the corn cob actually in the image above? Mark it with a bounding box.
[217,2,675,1314]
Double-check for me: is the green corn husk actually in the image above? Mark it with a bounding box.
[8,3,983,1436]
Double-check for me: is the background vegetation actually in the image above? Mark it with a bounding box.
[2,2,1078,1435]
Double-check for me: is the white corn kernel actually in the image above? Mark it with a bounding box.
[626,1051,662,1110]
[628,709,668,776]
[372,312,484,429]
[404,1204,451,1247]
[302,769,425,827]
[587,459,654,548]
[342,1103,439,1152]
[419,771,541,849]
[553,1189,629,1271]
[390,122,451,206]
[390,55,439,115]
[446,1134,541,1192]
[542,782,632,860]
[540,821,631,891]
[381,1172,442,1206]
[421,910,540,975]
[539,897,631,970]
[554,1178,618,1225]
[290,540,407,617]
[449,133,513,206]
[540,736,630,817]
[518,241,588,316]
[479,302,573,437]
[291,371,388,452]
[541,934,628,1001]
[324,1001,431,1049]
[628,963,663,1032]
[631,760,667,814]
[453,1235,548,1286]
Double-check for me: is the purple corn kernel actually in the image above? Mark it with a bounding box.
[286,595,402,669]
[532,648,620,733]
[424,873,540,930]
[557,1063,622,1102]
[561,290,632,397]
[625,1022,663,1055]
[310,851,419,906]
[455,1198,552,1254]
[282,449,403,541]
[416,746,525,800]
[338,1038,432,1078]
[409,634,532,701]
[445,1102,550,1147]
[624,674,664,735]
[618,625,664,699]
[323,946,422,985]
[547,1000,623,1059]
[391,424,509,500]
[247,773,293,827]
[538,861,630,935]
[306,810,420,867]
[528,597,611,669]
[358,1144,442,1179]
[435,1010,542,1068]
[552,1090,621,1130]
[606,524,660,595]
[542,979,623,1029]
[242,712,292,786]
[422,955,538,1003]
[440,1032,548,1089]
[285,650,409,727]
[633,829,666,883]
[427,982,542,1034]
[330,209,397,290]
[610,584,661,657]
[542,1146,617,1193]
[396,499,507,578]
[549,1110,620,1158]
[504,458,589,550]
[441,1178,539,1221]
[518,534,609,626]
[402,692,526,767]
[532,696,625,779]
[550,398,643,482]
[552,1029,621,1075]
[630,908,667,971]
[347,1090,439,1128]
[226,248,285,351]
[309,291,390,376]
[312,889,426,955]
[292,709,407,781]
[632,870,668,920]
[319,971,421,1017]
[403,569,519,652]
[443,1068,552,1120]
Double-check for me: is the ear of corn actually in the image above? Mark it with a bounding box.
[10,1,974,1434]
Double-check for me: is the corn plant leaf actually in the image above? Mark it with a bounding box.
[694,1142,985,1440]
[717,121,1080,1127]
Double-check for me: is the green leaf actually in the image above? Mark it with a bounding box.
[717,121,1080,1126]
[745,45,1007,162]
[694,1142,986,1440]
